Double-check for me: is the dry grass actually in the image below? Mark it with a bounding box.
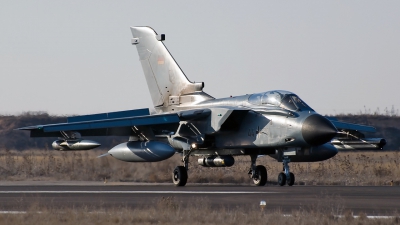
[1,150,399,224]
[0,149,399,185]
[0,197,398,225]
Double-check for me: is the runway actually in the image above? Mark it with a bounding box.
[0,182,398,215]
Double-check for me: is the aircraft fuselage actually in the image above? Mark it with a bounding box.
[159,90,339,162]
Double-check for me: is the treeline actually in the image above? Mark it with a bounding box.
[0,112,399,151]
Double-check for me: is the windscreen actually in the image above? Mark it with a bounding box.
[248,91,313,111]
[291,95,313,111]
[280,94,314,111]
[280,95,297,111]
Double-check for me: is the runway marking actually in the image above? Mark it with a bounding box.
[0,211,395,219]
[283,214,396,219]
[0,191,279,194]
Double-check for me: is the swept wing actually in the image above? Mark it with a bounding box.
[18,108,180,138]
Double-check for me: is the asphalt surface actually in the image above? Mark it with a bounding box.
[0,182,398,215]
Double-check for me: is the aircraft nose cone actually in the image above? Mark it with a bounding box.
[302,114,337,146]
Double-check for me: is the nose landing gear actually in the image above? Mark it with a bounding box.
[278,156,295,186]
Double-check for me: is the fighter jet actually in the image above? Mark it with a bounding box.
[18,26,386,186]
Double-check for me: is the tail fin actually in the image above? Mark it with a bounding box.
[130,26,212,110]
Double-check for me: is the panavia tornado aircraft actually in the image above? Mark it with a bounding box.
[19,26,386,187]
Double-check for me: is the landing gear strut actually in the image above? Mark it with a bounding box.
[278,156,295,186]
[172,149,190,186]
[248,155,267,186]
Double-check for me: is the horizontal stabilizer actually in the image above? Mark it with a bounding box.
[327,118,376,133]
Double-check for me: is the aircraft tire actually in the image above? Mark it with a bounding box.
[253,165,267,186]
[278,172,286,186]
[287,172,295,186]
[172,166,187,186]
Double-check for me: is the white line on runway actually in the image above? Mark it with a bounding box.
[283,214,395,219]
[0,191,278,194]
[0,211,395,219]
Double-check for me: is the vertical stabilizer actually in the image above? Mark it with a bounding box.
[131,26,211,110]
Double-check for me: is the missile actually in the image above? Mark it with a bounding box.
[52,139,101,151]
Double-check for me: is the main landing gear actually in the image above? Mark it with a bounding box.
[172,166,187,186]
[172,149,190,186]
[278,156,295,186]
[171,152,294,187]
[248,155,268,186]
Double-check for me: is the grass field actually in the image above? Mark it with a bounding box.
[0,149,398,186]
[0,197,399,225]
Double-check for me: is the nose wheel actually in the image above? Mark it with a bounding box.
[278,172,294,186]
[278,157,295,186]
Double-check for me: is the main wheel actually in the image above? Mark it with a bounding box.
[287,172,295,186]
[253,165,268,186]
[278,172,286,186]
[172,166,188,186]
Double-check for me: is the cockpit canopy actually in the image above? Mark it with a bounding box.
[248,90,314,112]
